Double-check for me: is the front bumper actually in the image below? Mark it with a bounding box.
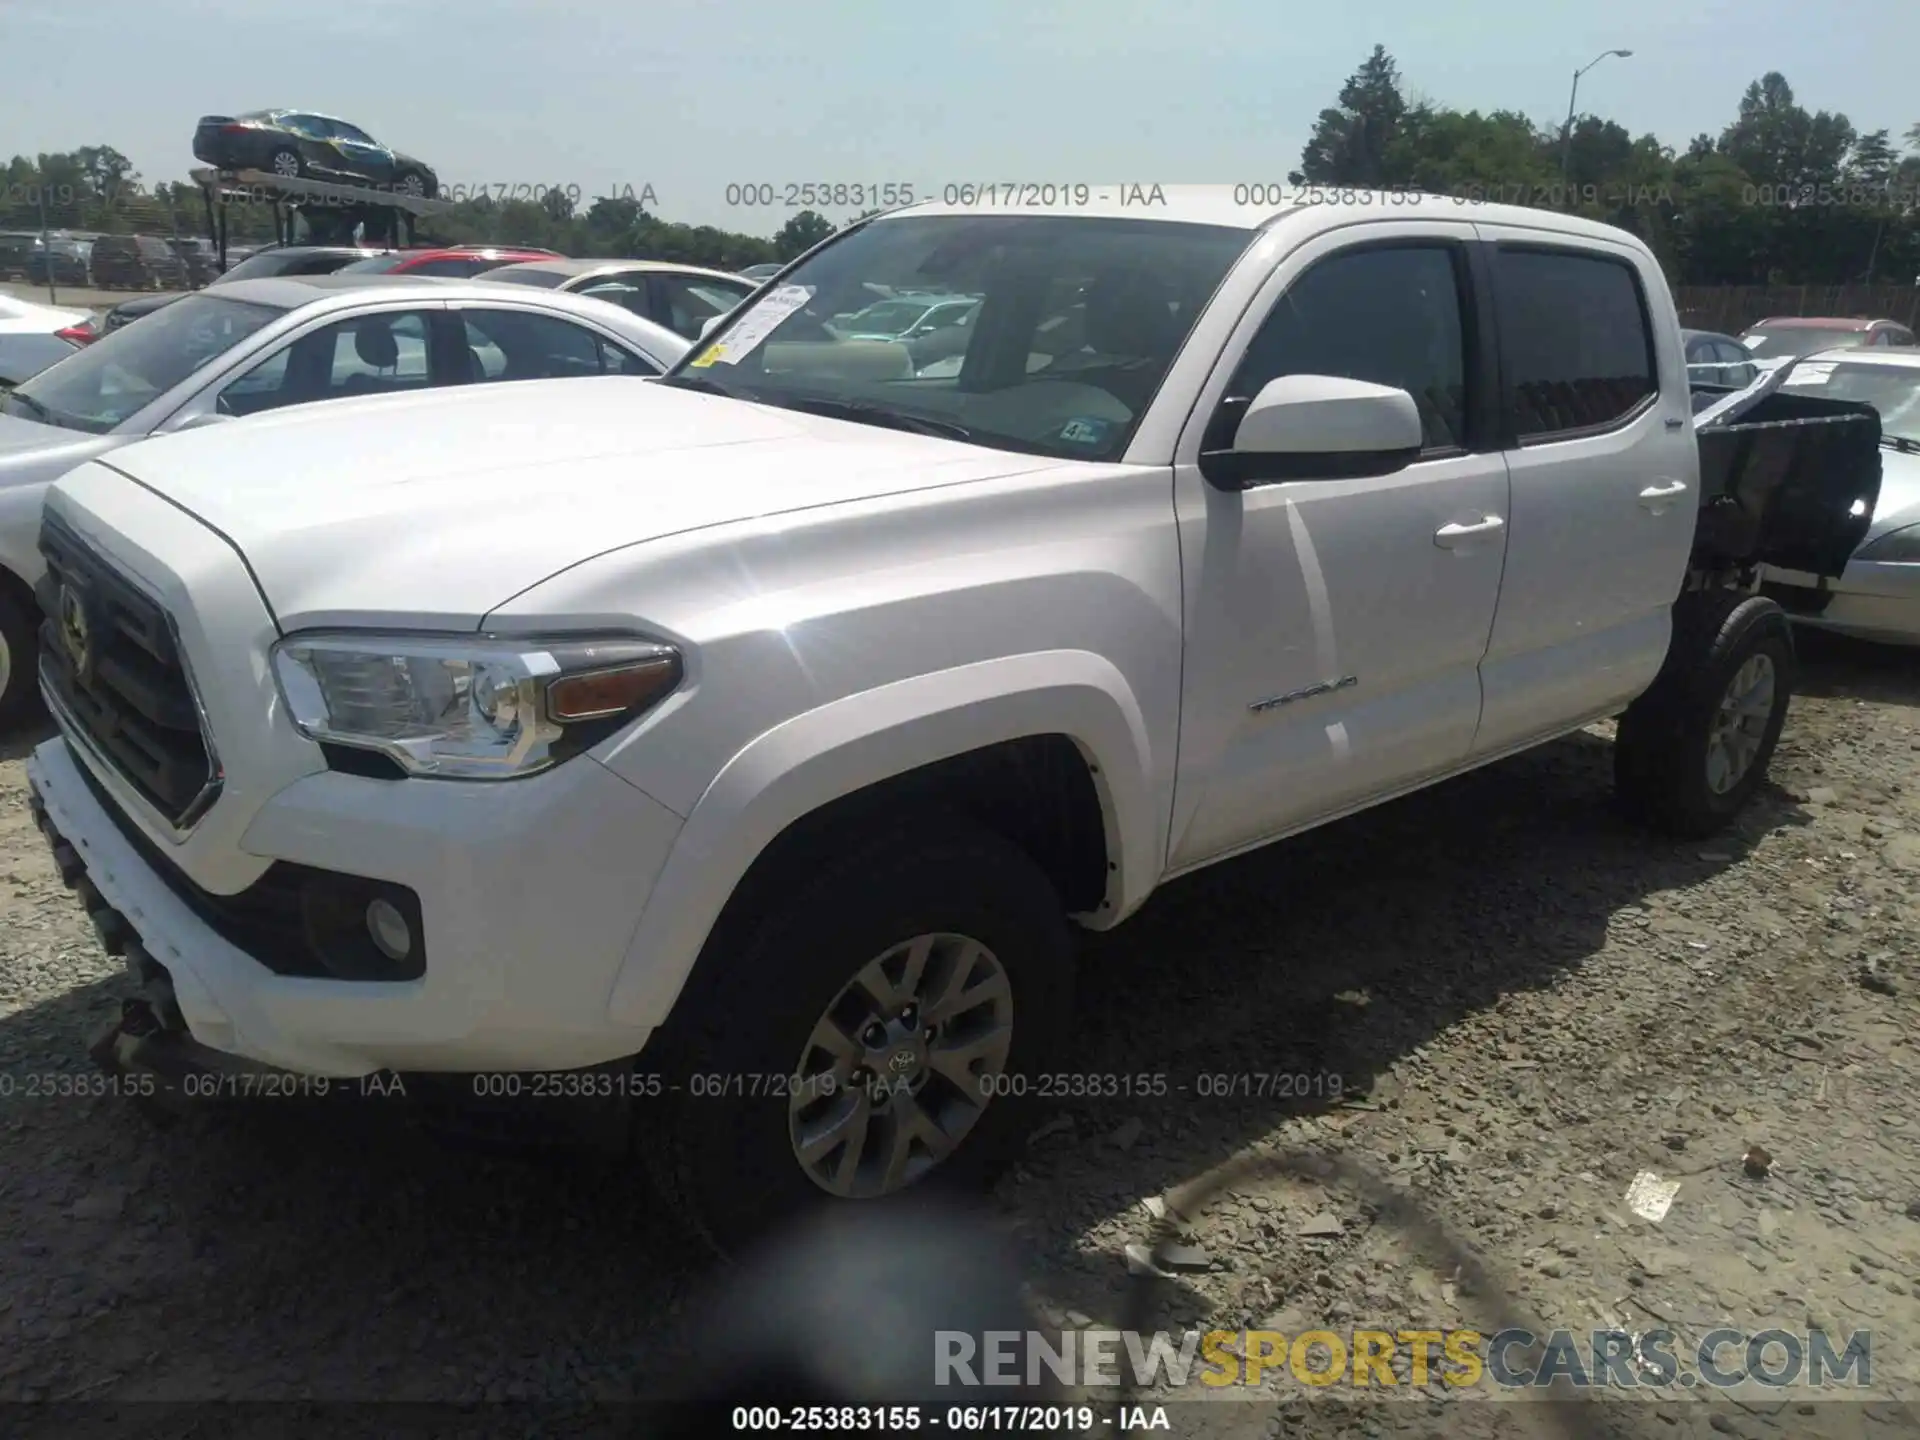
[1761,559,1920,646]
[28,734,686,1077]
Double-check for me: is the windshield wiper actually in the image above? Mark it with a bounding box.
[771,396,973,443]
[3,390,58,425]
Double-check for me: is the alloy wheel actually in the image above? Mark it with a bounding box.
[789,932,1014,1199]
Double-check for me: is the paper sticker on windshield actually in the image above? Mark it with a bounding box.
[1784,363,1836,385]
[1058,417,1112,446]
[699,284,814,365]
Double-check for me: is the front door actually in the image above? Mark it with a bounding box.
[1168,224,1511,870]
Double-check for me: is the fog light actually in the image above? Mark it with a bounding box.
[366,898,413,962]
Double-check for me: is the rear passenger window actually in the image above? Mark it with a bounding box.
[1223,245,1468,451]
[1494,249,1655,440]
[461,310,613,382]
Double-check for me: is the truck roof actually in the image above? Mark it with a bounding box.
[886,184,1646,248]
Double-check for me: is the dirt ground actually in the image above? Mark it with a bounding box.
[2,629,1917,1436]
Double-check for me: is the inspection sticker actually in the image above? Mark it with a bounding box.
[694,284,813,366]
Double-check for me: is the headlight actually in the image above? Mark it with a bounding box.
[1856,523,1920,563]
[270,633,682,779]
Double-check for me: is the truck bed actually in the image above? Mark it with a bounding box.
[1689,374,1882,590]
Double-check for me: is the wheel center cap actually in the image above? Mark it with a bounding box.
[887,1046,919,1075]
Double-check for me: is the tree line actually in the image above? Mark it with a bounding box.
[1292,48,1919,285]
[5,56,1917,284]
[0,149,841,269]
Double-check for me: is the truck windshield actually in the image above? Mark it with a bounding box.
[1779,360,1920,445]
[0,294,284,434]
[662,213,1255,463]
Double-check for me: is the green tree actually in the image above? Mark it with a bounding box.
[774,209,836,259]
[1291,44,1409,186]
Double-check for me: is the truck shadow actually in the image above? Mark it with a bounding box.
[1791,629,1920,710]
[1009,723,1812,1334]
[0,725,1812,1405]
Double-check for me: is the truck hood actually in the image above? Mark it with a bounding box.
[0,413,120,482]
[80,376,1053,631]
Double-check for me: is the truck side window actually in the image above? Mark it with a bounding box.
[1494,249,1655,440]
[1224,245,1467,451]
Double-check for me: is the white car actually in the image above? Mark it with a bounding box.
[0,274,688,721]
[478,258,758,342]
[1757,347,1920,644]
[24,189,1871,1255]
[0,292,93,337]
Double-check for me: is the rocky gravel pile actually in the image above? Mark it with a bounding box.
[2,631,1917,1438]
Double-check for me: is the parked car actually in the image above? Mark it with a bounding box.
[25,237,91,287]
[1756,347,1920,644]
[831,294,981,342]
[97,246,403,335]
[0,293,93,338]
[1740,316,1917,358]
[168,238,223,287]
[1681,328,1760,393]
[193,110,440,198]
[21,191,1879,1257]
[738,263,783,281]
[89,234,190,292]
[338,246,562,278]
[0,274,688,720]
[0,333,81,392]
[480,258,758,340]
[0,231,40,280]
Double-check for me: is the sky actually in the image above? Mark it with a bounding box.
[1,0,1913,234]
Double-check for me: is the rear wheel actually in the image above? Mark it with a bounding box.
[643,820,1073,1256]
[0,586,41,729]
[1615,590,1794,837]
[267,147,303,181]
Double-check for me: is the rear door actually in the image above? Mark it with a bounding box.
[1468,229,1696,757]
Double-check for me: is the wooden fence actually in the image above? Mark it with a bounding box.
[1674,284,1920,335]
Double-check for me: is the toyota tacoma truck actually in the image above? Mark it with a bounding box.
[22,189,1881,1254]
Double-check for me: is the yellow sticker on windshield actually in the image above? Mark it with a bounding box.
[690,345,725,368]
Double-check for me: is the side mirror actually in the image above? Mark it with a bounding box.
[1203,374,1423,489]
[699,315,725,340]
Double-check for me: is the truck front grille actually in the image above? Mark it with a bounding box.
[36,511,221,830]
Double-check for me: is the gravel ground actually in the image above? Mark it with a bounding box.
[2,630,1917,1436]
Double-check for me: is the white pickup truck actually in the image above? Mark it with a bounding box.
[23,189,1880,1254]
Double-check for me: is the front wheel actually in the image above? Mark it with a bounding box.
[1615,591,1795,837]
[643,821,1073,1256]
[0,586,40,729]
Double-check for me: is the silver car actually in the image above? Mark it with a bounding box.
[478,258,758,342]
[1758,347,1920,645]
[0,272,689,721]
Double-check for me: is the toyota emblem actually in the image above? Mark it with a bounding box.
[58,585,92,676]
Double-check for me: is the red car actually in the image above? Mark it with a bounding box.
[336,245,563,278]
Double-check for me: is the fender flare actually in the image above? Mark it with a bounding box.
[604,649,1162,1030]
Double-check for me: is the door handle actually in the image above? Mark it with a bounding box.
[1639,479,1689,510]
[1433,516,1504,548]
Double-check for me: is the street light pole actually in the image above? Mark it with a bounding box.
[1560,48,1634,188]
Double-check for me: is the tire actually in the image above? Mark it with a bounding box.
[0,585,41,730]
[266,147,303,181]
[395,171,427,199]
[1614,590,1795,838]
[643,819,1074,1257]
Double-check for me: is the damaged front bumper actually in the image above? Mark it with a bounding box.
[28,778,637,1151]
